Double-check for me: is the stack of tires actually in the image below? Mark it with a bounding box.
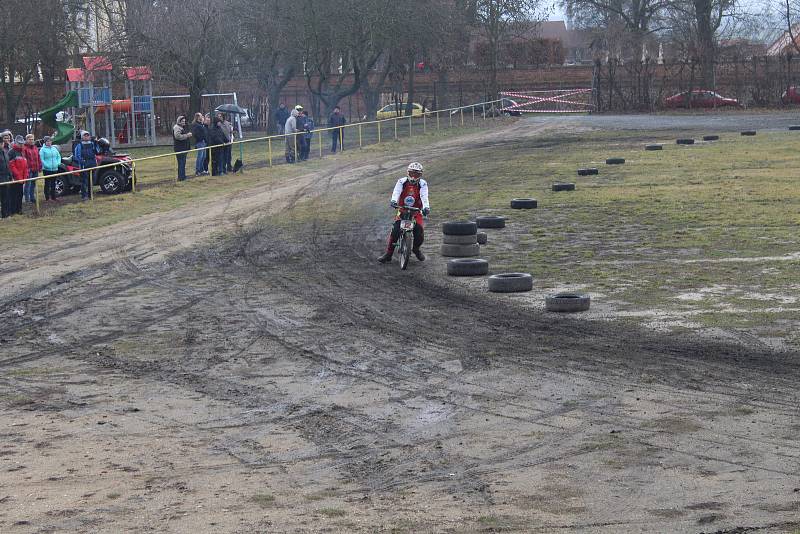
[441,221,480,257]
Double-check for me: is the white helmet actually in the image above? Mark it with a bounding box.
[407,161,424,173]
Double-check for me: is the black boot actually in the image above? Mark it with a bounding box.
[377,252,393,263]
[413,249,425,261]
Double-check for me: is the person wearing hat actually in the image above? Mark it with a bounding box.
[7,136,29,215]
[73,130,100,200]
[39,136,62,201]
[0,130,12,217]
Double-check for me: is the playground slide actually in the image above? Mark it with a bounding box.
[39,90,79,145]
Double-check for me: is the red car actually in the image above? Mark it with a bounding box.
[664,90,740,109]
[781,86,800,104]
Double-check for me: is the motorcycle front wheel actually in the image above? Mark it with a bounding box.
[398,232,412,270]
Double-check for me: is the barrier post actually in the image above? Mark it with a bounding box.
[89,170,94,200]
[293,134,297,163]
[482,103,486,121]
[472,106,475,123]
[267,138,273,167]
[34,178,40,215]
[358,123,362,148]
[423,113,427,134]
[377,121,381,144]
[339,127,343,152]
[209,150,213,175]
[319,130,323,158]
[394,118,398,140]
[131,162,137,192]
[174,153,179,183]
[460,108,464,127]
[409,116,412,137]
[436,111,440,130]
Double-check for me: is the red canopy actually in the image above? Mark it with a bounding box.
[66,68,84,82]
[125,66,152,81]
[83,56,112,71]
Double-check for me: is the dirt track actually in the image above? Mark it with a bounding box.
[1,116,799,533]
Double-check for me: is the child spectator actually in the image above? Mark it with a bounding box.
[8,136,29,214]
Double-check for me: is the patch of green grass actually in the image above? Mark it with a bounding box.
[106,492,121,500]
[316,507,347,517]
[7,367,62,377]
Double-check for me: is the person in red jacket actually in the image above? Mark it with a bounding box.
[7,136,29,215]
[377,161,431,263]
[21,134,41,203]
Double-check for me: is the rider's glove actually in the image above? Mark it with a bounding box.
[422,207,430,217]
[390,200,399,209]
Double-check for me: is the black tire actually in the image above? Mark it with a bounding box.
[476,232,488,245]
[577,168,598,176]
[676,138,695,145]
[447,258,489,276]
[552,183,575,192]
[440,243,480,257]
[488,273,533,293]
[399,232,412,270]
[99,170,127,195]
[702,135,719,141]
[741,130,756,136]
[789,126,800,130]
[443,234,477,245]
[645,144,663,151]
[442,220,478,236]
[545,293,591,312]
[605,158,625,165]
[511,198,537,209]
[476,216,506,229]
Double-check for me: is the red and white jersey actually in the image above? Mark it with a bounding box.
[391,177,429,225]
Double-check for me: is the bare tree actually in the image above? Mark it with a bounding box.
[0,7,41,122]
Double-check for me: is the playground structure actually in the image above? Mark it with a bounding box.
[38,57,155,147]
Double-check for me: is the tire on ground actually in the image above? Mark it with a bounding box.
[488,273,533,293]
[552,183,575,192]
[703,135,719,141]
[511,198,537,209]
[606,158,625,165]
[741,130,756,136]
[447,258,489,276]
[476,232,488,245]
[476,216,506,229]
[443,234,478,245]
[789,125,800,131]
[645,144,663,151]
[676,138,695,145]
[440,243,480,257]
[577,168,598,176]
[442,220,478,235]
[545,293,591,312]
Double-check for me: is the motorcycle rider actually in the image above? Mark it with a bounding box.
[377,162,430,263]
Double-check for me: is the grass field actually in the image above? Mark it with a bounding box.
[404,130,800,348]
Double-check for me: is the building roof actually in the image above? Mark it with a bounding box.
[66,68,85,82]
[125,66,152,81]
[83,56,113,71]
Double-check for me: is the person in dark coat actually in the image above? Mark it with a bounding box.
[73,130,100,200]
[274,103,289,135]
[0,131,12,217]
[173,115,192,181]
[207,117,227,176]
[300,110,314,161]
[295,106,307,161]
[191,113,208,176]
[328,106,346,153]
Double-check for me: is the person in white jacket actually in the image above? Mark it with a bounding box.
[378,162,430,263]
[284,109,299,163]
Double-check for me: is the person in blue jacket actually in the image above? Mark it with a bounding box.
[73,131,100,200]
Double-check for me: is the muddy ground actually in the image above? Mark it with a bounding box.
[1,115,799,533]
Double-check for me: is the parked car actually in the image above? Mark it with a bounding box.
[55,143,134,197]
[781,86,800,104]
[664,90,740,108]
[451,98,521,117]
[376,103,429,120]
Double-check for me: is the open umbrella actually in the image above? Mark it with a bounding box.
[214,103,247,114]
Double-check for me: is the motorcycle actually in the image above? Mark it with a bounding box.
[394,205,422,270]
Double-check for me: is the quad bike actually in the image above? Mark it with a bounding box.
[54,141,133,197]
[394,205,422,270]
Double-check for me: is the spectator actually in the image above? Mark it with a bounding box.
[207,116,227,176]
[22,134,41,203]
[295,106,307,161]
[274,103,289,135]
[73,130,100,201]
[191,113,208,176]
[203,114,212,173]
[8,136,28,214]
[0,130,12,217]
[172,115,192,182]
[39,136,61,202]
[220,113,234,173]
[300,110,314,161]
[328,106,346,153]
[284,108,299,163]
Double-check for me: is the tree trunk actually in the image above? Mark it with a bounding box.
[694,0,717,89]
[189,84,203,116]
[405,53,416,116]
[437,70,450,110]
